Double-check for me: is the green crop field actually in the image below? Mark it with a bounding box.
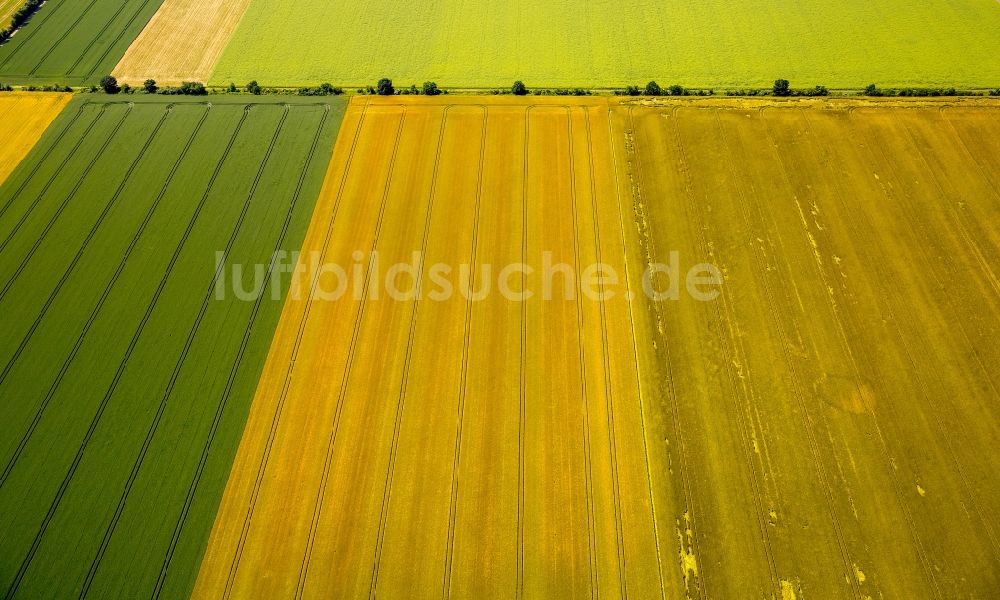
[0,0,166,85]
[0,95,343,598]
[210,0,1000,89]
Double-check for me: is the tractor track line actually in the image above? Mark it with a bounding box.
[723,108,862,598]
[0,102,106,251]
[564,105,604,600]
[439,106,486,599]
[596,105,666,600]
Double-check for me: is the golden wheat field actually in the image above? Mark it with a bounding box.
[0,93,71,185]
[112,0,253,85]
[192,96,1000,599]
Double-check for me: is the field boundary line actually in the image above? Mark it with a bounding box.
[0,104,221,492]
[3,103,270,600]
[621,106,706,600]
[218,97,371,600]
[720,107,861,598]
[368,105,460,598]
[0,102,106,250]
[439,106,486,598]
[0,0,68,69]
[292,108,406,599]
[0,101,92,378]
[0,103,173,394]
[564,105,604,599]
[80,0,159,79]
[64,0,149,75]
[593,105,665,600]
[1,103,206,598]
[0,100,91,225]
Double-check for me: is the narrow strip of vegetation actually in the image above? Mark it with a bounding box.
[7,76,993,98]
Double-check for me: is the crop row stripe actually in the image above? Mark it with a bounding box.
[219,97,372,600]
[368,106,465,599]
[623,106,707,599]
[25,0,103,75]
[595,106,667,600]
[291,108,407,599]
[144,104,331,600]
[5,104,273,600]
[564,105,602,600]
[439,106,487,598]
[2,103,248,598]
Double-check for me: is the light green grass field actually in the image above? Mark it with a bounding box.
[210,0,1000,89]
[0,95,343,599]
[0,0,166,85]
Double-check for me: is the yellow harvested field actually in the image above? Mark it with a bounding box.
[112,0,252,85]
[0,0,21,26]
[0,93,71,186]
[195,96,1000,598]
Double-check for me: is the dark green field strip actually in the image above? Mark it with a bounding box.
[0,104,208,434]
[0,97,343,598]
[0,0,165,85]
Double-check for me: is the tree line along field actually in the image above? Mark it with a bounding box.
[0,0,166,85]
[207,0,1000,89]
[0,94,344,598]
[192,96,1000,599]
[0,93,70,185]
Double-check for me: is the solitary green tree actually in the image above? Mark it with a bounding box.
[512,80,528,96]
[100,75,120,94]
[246,80,262,95]
[377,78,395,95]
[143,79,157,94]
[645,81,662,96]
[422,81,441,96]
[772,79,791,96]
[668,84,685,96]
